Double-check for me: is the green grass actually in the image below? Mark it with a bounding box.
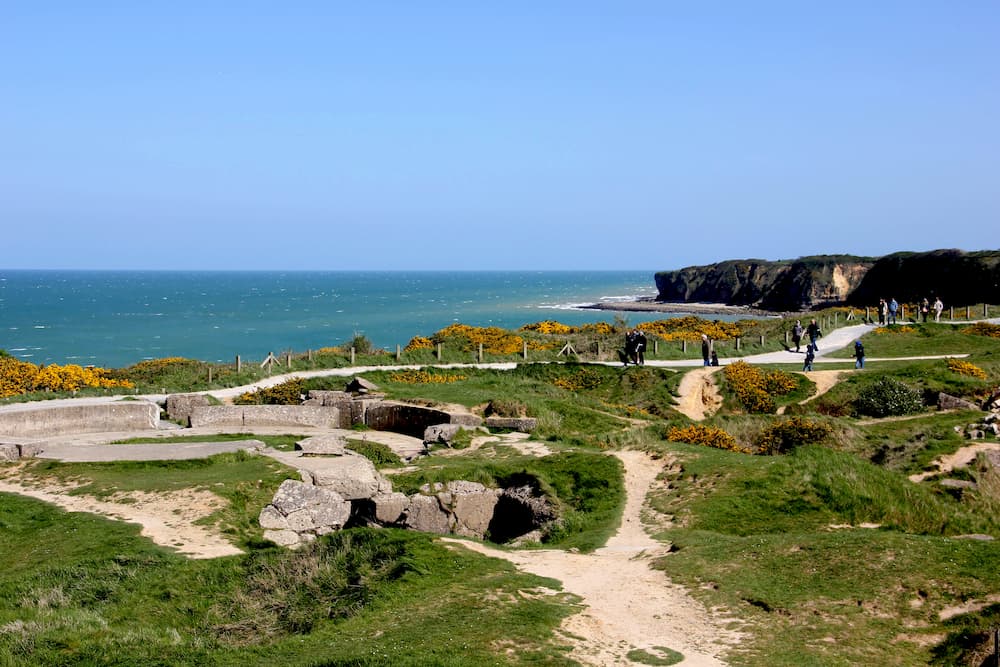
[0,496,577,666]
[113,433,304,451]
[826,322,1000,358]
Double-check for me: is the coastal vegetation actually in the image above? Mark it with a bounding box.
[2,315,1000,664]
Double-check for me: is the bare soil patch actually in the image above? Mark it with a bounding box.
[674,368,723,421]
[0,471,240,559]
[444,450,741,666]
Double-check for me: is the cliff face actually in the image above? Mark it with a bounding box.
[654,255,875,311]
[655,249,1000,311]
[845,249,1000,306]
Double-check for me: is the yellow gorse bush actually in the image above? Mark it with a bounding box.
[124,357,192,373]
[874,326,914,335]
[0,358,133,398]
[637,316,743,341]
[403,336,434,352]
[520,320,574,335]
[947,358,987,380]
[432,324,525,355]
[723,361,797,414]
[388,370,466,384]
[667,424,745,453]
[963,322,1000,339]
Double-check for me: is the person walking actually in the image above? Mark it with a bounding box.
[803,344,815,372]
[921,298,930,323]
[792,320,804,353]
[634,329,647,365]
[806,318,822,351]
[701,334,711,367]
[888,298,899,325]
[877,299,887,326]
[933,297,944,322]
[621,330,635,366]
[853,340,865,369]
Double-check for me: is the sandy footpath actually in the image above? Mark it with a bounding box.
[445,450,742,666]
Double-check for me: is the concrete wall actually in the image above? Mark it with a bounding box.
[189,405,340,429]
[0,401,160,437]
[364,402,456,438]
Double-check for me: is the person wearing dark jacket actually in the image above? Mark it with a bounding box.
[806,319,822,351]
[701,334,711,366]
[803,344,816,372]
[853,340,865,369]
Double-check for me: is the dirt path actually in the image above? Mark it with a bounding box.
[909,442,1000,482]
[444,450,741,666]
[674,368,723,421]
[0,475,240,559]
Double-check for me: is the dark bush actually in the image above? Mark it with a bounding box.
[755,417,833,454]
[234,379,304,405]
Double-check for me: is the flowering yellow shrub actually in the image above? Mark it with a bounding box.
[637,316,743,341]
[404,336,434,352]
[0,358,133,397]
[579,322,614,335]
[552,368,603,392]
[723,361,797,414]
[963,323,1000,339]
[388,370,466,384]
[874,326,913,335]
[520,320,574,335]
[0,357,40,398]
[667,424,745,452]
[432,324,525,354]
[947,358,987,380]
[124,357,191,373]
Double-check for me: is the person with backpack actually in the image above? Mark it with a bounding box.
[853,340,865,369]
[803,344,815,372]
[888,298,899,325]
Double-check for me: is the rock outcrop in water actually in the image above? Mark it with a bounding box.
[654,249,1000,311]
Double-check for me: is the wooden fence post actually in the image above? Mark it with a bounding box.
[682,340,687,353]
[522,341,528,360]
[759,334,764,346]
[307,349,313,362]
[784,330,789,345]
[396,344,401,361]
[436,343,442,361]
[208,367,212,384]
[236,355,241,374]
[286,353,292,368]
[736,336,741,350]
[479,343,483,363]
[653,340,659,355]
[986,304,990,318]
[865,306,870,322]
[350,347,356,365]
[901,305,907,321]
[950,306,954,320]
[967,305,971,319]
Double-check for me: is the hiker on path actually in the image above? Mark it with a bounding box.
[921,298,930,323]
[792,320,804,353]
[853,340,865,369]
[933,297,944,322]
[710,350,719,366]
[622,330,636,366]
[633,329,647,365]
[888,298,899,325]
[877,299,887,325]
[803,344,815,372]
[806,318,822,350]
[701,334,712,367]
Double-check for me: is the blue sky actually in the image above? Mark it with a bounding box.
[2,2,998,271]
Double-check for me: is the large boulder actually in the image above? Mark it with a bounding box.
[484,416,538,432]
[404,494,453,534]
[295,434,348,456]
[446,481,501,538]
[260,479,352,547]
[372,492,410,524]
[311,454,383,500]
[938,393,980,412]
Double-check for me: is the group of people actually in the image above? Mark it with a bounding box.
[621,329,647,366]
[876,297,944,325]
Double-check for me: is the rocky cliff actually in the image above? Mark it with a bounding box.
[654,255,875,311]
[845,249,1000,307]
[654,249,1000,311]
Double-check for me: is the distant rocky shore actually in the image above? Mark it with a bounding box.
[582,297,775,317]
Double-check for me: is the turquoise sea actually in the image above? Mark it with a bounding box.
[0,270,724,368]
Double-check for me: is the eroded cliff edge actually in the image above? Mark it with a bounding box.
[654,249,1000,311]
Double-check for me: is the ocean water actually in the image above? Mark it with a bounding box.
[0,270,716,368]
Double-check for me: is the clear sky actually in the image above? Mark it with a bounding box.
[2,2,998,271]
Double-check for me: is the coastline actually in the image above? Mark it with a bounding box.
[583,297,777,317]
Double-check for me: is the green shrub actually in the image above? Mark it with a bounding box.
[233,379,304,405]
[756,417,833,454]
[854,377,923,418]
